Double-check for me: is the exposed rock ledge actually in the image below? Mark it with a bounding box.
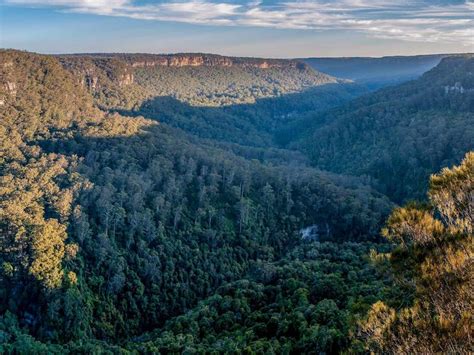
[68,53,309,70]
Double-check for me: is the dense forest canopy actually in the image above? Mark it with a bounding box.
[287,55,474,202]
[57,52,341,109]
[0,49,472,353]
[57,52,366,148]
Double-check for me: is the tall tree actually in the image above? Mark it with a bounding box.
[361,152,473,353]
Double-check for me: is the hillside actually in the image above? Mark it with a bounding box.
[289,55,474,201]
[59,53,340,108]
[57,52,365,147]
[0,50,396,353]
[301,54,449,89]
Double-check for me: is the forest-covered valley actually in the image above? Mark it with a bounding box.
[0,49,473,353]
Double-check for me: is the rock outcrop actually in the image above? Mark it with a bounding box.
[4,81,17,96]
[444,82,472,94]
[79,53,308,70]
[118,72,134,86]
[83,74,99,91]
[59,56,136,92]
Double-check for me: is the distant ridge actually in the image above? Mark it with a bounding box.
[50,50,341,110]
[290,54,474,201]
[300,53,473,88]
[59,52,309,70]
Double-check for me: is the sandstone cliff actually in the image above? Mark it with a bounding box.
[64,53,308,70]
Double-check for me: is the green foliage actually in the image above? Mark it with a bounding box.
[0,49,391,352]
[361,152,474,353]
[134,63,335,107]
[130,242,392,354]
[1,49,471,353]
[290,55,474,202]
[59,53,366,147]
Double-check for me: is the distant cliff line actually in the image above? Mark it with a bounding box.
[58,53,309,70]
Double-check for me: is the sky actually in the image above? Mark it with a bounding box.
[0,0,473,58]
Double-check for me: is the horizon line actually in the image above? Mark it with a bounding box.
[2,47,473,60]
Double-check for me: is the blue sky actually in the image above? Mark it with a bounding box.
[1,0,473,57]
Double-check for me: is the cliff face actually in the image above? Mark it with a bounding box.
[59,56,136,91]
[131,55,233,68]
[131,55,305,69]
[1,55,19,106]
[73,53,308,70]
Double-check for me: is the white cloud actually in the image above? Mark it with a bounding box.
[7,0,130,16]
[5,0,474,46]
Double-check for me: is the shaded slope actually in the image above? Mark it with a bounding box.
[58,53,341,109]
[290,55,474,201]
[57,52,366,147]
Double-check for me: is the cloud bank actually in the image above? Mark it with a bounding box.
[6,0,474,46]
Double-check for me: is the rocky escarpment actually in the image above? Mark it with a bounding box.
[1,58,18,105]
[67,53,309,70]
[59,56,136,91]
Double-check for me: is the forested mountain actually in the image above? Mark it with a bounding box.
[57,52,366,147]
[288,55,474,202]
[58,52,340,109]
[0,49,472,353]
